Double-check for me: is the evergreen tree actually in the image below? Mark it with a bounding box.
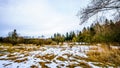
[8,29,18,45]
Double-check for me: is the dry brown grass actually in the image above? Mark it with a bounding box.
[35,54,56,61]
[86,45,120,67]
[0,56,19,60]
[67,62,91,68]
[43,54,56,61]
[35,55,44,59]
[78,62,92,68]
[62,53,72,57]
[30,65,38,68]
[89,47,98,50]
[73,55,86,61]
[0,44,41,54]
[14,58,28,63]
[56,56,67,61]
[39,62,50,68]
[24,53,29,57]
[0,54,4,56]
[7,54,15,57]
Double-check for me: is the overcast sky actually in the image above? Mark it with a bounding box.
[0,0,90,38]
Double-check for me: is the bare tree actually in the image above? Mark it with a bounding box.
[77,0,120,24]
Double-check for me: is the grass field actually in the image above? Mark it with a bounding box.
[0,43,120,68]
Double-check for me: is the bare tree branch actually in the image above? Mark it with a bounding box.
[78,0,120,24]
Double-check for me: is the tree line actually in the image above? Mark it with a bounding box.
[0,29,57,45]
[0,19,120,45]
[52,19,120,45]
[78,19,120,45]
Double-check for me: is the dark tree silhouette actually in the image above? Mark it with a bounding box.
[8,29,18,45]
[78,0,120,24]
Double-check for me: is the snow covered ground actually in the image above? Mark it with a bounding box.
[0,45,101,68]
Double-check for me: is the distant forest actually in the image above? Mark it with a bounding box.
[0,19,120,45]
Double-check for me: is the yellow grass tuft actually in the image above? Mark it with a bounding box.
[43,54,56,61]
[39,62,49,68]
[14,58,28,63]
[56,56,67,61]
[86,46,120,67]
[30,65,38,68]
[67,62,91,68]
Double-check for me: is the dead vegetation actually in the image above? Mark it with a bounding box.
[86,45,120,67]
[62,53,72,57]
[35,54,56,61]
[67,62,91,68]
[35,55,44,60]
[0,54,4,56]
[0,44,120,67]
[14,58,28,63]
[30,65,38,68]
[0,56,20,60]
[7,54,16,57]
[56,56,67,61]
[72,55,86,61]
[39,62,50,68]
[43,54,56,61]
